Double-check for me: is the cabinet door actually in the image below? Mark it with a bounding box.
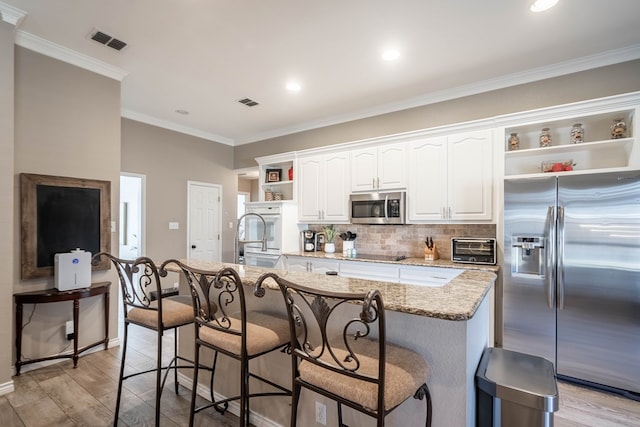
[448,129,493,220]
[408,136,448,221]
[323,152,350,221]
[310,259,340,274]
[284,256,309,272]
[377,143,407,190]
[297,156,322,221]
[351,147,377,191]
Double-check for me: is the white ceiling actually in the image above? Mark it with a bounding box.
[4,0,640,146]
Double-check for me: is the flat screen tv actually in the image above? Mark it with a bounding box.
[20,173,111,279]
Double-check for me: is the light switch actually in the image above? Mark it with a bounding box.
[111,221,116,232]
[229,221,234,229]
[169,222,179,230]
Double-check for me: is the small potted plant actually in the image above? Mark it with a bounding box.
[322,225,338,253]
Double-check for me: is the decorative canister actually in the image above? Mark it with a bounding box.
[539,128,552,148]
[508,133,520,151]
[265,191,273,201]
[610,118,627,139]
[274,192,283,201]
[570,123,584,144]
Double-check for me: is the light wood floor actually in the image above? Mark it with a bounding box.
[1,326,639,426]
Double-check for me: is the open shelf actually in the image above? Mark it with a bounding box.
[504,106,637,177]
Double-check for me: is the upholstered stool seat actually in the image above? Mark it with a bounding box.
[127,295,194,329]
[299,338,429,412]
[199,311,290,356]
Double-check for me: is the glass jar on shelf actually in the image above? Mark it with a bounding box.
[539,128,552,148]
[610,118,627,139]
[508,133,520,151]
[570,123,584,144]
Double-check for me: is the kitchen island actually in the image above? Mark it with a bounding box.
[167,259,496,426]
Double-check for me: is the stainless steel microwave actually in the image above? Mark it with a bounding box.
[350,191,406,224]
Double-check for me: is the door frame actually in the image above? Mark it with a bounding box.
[187,180,223,261]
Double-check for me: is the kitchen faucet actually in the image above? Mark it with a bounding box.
[235,212,267,264]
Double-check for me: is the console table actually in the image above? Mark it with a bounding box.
[14,281,111,375]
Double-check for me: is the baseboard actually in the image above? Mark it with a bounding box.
[177,372,283,427]
[0,380,15,396]
[12,337,120,376]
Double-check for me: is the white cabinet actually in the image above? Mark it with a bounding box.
[338,261,399,282]
[284,255,339,274]
[399,266,463,287]
[503,106,638,178]
[351,143,406,192]
[408,129,493,222]
[298,152,350,223]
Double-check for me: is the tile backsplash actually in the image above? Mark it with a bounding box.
[309,224,496,260]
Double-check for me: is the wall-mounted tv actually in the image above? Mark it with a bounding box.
[20,173,111,280]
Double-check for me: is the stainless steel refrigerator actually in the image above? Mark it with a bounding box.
[503,171,640,398]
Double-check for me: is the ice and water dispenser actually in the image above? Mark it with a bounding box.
[511,236,545,277]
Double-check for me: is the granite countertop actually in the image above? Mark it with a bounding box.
[283,251,500,272]
[164,258,497,321]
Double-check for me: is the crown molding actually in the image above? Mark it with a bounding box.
[0,1,26,26]
[14,30,128,81]
[235,44,640,145]
[121,109,235,146]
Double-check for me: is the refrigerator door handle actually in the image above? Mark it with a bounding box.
[557,205,566,310]
[546,205,556,309]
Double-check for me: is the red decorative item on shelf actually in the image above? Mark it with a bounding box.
[288,166,293,181]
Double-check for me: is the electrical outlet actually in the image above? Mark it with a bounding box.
[315,401,326,425]
[65,321,74,340]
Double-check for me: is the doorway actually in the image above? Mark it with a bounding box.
[187,181,222,261]
[119,174,145,259]
[119,173,145,342]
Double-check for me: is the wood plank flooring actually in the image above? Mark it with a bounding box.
[1,325,639,426]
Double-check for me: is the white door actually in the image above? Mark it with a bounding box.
[119,173,144,259]
[188,181,221,261]
[351,147,377,191]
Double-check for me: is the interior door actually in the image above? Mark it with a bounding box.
[188,181,221,261]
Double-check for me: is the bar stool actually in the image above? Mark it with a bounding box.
[259,272,433,427]
[93,253,195,426]
[160,260,291,427]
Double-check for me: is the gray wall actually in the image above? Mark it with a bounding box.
[11,47,121,374]
[121,119,237,263]
[0,19,16,387]
[235,59,640,169]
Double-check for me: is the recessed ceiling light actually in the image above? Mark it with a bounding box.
[381,49,400,61]
[530,0,559,12]
[175,109,189,115]
[286,81,301,92]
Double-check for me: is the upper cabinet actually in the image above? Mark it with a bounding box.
[351,142,406,192]
[408,129,493,222]
[298,151,350,223]
[502,99,638,179]
[256,154,295,202]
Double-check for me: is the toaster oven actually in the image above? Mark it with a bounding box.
[451,238,496,265]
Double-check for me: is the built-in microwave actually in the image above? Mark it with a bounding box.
[350,191,406,224]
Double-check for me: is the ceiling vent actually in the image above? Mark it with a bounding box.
[238,97,259,107]
[89,28,127,51]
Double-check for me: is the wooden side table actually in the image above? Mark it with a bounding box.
[14,281,111,375]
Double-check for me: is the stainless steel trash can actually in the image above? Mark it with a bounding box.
[476,347,559,427]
